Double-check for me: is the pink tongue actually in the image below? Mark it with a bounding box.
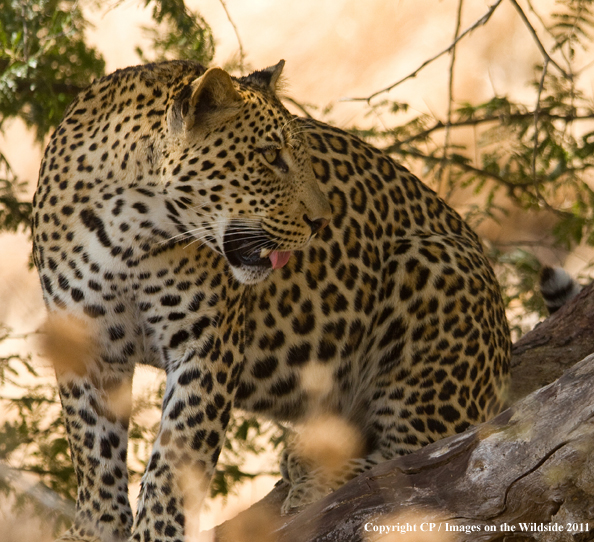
[269,251,292,270]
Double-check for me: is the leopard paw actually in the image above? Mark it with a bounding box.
[280,474,333,515]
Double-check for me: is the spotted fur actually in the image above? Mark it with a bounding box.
[32,60,510,541]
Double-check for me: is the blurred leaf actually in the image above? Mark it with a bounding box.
[136,0,215,64]
[0,0,106,140]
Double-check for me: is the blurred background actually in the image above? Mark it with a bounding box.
[1,0,594,539]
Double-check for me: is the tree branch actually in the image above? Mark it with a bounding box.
[344,0,571,105]
[509,280,594,403]
[532,58,549,183]
[218,0,246,74]
[395,146,511,185]
[389,110,594,148]
[344,0,505,103]
[283,97,316,120]
[0,462,75,519]
[508,0,571,80]
[384,145,557,196]
[439,0,464,195]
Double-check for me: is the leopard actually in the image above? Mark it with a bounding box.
[32,59,511,542]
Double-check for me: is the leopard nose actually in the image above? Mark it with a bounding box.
[303,214,330,235]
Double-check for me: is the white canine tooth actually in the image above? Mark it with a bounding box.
[260,248,272,258]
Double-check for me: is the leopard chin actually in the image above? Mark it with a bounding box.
[229,264,273,285]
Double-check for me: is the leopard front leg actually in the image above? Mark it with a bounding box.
[57,376,134,541]
[132,293,246,541]
[46,314,135,542]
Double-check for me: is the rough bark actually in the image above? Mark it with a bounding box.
[212,282,594,542]
[509,281,594,403]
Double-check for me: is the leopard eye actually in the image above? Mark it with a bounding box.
[262,147,280,164]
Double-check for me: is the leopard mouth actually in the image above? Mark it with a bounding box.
[223,224,292,270]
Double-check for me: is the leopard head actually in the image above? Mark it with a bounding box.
[162,61,331,284]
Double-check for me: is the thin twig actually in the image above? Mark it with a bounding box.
[508,0,571,80]
[523,0,577,73]
[218,0,246,74]
[525,0,555,39]
[283,96,316,120]
[439,0,464,196]
[344,0,504,103]
[532,58,549,183]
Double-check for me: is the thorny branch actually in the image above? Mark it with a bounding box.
[347,0,571,104]
[344,0,504,103]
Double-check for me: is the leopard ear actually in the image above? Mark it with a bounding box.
[243,60,285,93]
[168,67,241,134]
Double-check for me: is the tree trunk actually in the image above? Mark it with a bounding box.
[509,281,594,404]
[212,282,594,542]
